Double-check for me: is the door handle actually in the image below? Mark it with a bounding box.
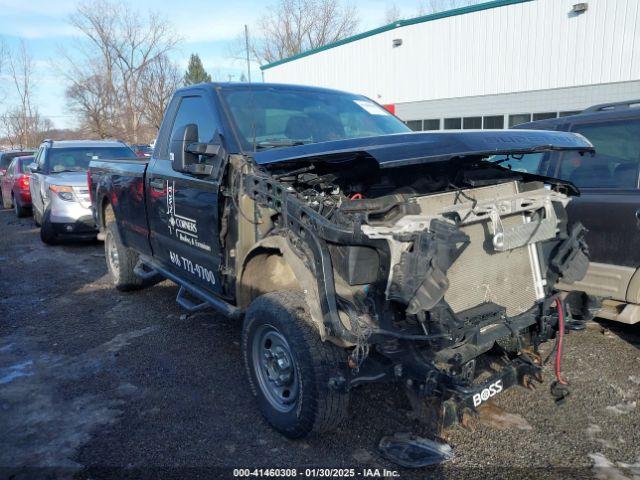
[149,178,165,191]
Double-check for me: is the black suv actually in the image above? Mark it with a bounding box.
[511,100,640,325]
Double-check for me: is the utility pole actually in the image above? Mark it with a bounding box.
[244,24,252,83]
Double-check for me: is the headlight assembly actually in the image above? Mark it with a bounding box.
[49,185,75,202]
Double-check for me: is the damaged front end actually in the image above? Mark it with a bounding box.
[242,131,593,429]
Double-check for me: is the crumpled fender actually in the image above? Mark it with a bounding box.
[238,235,327,340]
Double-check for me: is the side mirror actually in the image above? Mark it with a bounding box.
[170,123,199,173]
[28,163,39,173]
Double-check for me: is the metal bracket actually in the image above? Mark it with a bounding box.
[486,199,558,252]
[176,286,211,313]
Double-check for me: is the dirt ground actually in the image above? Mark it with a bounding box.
[1,208,639,480]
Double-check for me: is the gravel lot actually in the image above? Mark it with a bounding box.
[1,208,639,480]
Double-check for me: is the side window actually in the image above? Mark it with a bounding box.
[556,119,640,189]
[169,95,220,165]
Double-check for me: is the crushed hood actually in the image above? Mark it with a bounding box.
[253,130,593,168]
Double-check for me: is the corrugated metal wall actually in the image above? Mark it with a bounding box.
[262,0,640,107]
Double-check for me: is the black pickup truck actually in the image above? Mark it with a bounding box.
[89,83,594,438]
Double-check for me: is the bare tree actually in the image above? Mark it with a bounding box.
[1,41,50,149]
[66,63,120,139]
[384,3,402,24]
[139,54,181,130]
[64,0,180,143]
[251,0,359,64]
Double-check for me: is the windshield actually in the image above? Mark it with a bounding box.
[46,147,136,173]
[220,88,410,151]
[487,153,546,173]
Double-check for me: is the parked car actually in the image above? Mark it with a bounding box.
[511,100,640,325]
[29,140,137,244]
[1,155,34,217]
[131,144,153,157]
[0,149,35,177]
[89,83,593,438]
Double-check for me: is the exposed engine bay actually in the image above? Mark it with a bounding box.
[240,149,592,427]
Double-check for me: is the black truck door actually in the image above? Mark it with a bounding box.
[146,90,225,295]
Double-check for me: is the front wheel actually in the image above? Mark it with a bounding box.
[242,291,350,438]
[40,208,58,245]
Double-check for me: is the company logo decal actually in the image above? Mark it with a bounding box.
[472,380,503,407]
[166,180,211,252]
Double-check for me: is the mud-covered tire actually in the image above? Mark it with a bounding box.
[13,194,28,218]
[242,291,350,438]
[104,221,145,291]
[40,208,58,245]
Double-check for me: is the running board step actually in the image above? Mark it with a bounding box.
[137,255,241,319]
[176,286,211,313]
[134,261,163,282]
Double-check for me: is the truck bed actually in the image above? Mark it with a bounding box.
[89,157,151,255]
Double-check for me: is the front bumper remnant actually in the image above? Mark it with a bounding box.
[439,357,541,430]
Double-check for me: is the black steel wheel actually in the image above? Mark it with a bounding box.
[242,291,349,438]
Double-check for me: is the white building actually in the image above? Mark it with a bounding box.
[261,0,640,130]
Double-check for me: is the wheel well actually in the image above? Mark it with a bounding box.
[238,247,298,309]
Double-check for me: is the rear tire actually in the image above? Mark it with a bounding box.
[13,194,28,218]
[40,208,58,245]
[242,291,350,438]
[105,221,145,291]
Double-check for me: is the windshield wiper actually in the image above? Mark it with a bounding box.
[255,139,309,150]
[493,154,525,165]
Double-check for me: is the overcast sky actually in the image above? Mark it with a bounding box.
[0,0,453,129]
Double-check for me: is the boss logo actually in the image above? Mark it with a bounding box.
[472,380,503,407]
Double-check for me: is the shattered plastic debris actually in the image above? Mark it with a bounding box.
[378,433,453,468]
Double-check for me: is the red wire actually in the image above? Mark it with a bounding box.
[351,193,363,200]
[554,298,568,385]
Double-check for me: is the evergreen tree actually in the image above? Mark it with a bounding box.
[184,54,211,85]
